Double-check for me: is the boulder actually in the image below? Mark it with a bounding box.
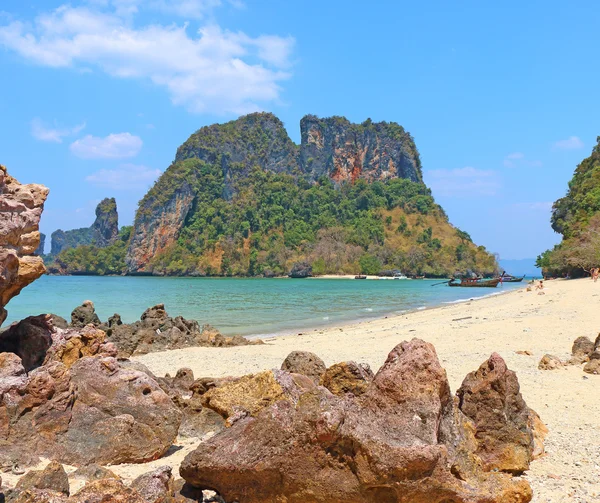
[0,165,49,326]
[130,466,174,503]
[70,301,101,328]
[572,336,594,359]
[280,350,326,383]
[288,261,312,278]
[0,315,54,371]
[107,314,122,328]
[71,465,119,483]
[457,352,540,473]
[583,359,600,375]
[16,461,70,496]
[181,339,536,503]
[319,361,373,396]
[538,354,563,370]
[69,479,145,503]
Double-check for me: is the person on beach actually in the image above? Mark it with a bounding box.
[592,268,599,282]
[535,280,544,290]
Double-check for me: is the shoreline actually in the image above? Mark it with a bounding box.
[131,278,600,503]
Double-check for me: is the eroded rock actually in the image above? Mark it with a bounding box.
[319,361,373,396]
[538,354,563,370]
[181,339,537,503]
[280,350,326,383]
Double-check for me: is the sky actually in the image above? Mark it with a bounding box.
[1,0,599,260]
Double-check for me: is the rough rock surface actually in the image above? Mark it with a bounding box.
[0,321,181,467]
[201,370,315,425]
[70,301,101,328]
[15,461,69,496]
[572,336,594,359]
[288,261,312,278]
[35,232,45,256]
[181,339,537,503]
[126,112,423,274]
[130,466,174,503]
[319,361,374,396]
[50,198,118,255]
[0,165,49,325]
[457,352,541,473]
[583,359,600,374]
[280,350,326,383]
[538,354,563,370]
[102,304,262,357]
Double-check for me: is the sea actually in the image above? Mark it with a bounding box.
[3,276,531,337]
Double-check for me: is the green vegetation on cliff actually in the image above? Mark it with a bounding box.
[49,226,132,275]
[537,138,600,275]
[142,159,496,277]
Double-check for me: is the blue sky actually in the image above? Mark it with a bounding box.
[1,0,599,259]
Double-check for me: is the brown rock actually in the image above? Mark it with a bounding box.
[0,315,54,371]
[16,461,70,496]
[131,466,174,503]
[319,361,373,396]
[70,301,101,328]
[572,336,594,360]
[280,350,326,383]
[583,359,600,374]
[538,354,563,370]
[71,464,119,483]
[0,165,49,326]
[69,478,145,503]
[181,339,534,503]
[457,352,537,473]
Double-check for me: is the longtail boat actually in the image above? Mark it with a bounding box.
[448,277,500,288]
[500,273,525,283]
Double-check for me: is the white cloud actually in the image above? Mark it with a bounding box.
[426,166,501,196]
[85,163,161,189]
[0,4,294,114]
[553,136,584,150]
[31,117,86,143]
[70,132,143,159]
[503,151,542,168]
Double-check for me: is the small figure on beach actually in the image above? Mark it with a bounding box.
[535,280,544,290]
[591,267,599,282]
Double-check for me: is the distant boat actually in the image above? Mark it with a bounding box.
[392,273,409,280]
[500,272,525,283]
[354,274,367,280]
[448,277,500,288]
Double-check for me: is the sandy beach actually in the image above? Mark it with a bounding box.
[131,278,599,503]
[5,279,597,502]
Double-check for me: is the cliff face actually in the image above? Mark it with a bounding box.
[51,197,118,254]
[0,165,49,324]
[124,113,452,275]
[300,116,422,184]
[35,232,45,255]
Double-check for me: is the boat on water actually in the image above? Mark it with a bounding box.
[448,277,500,288]
[500,272,525,283]
[392,273,409,280]
[354,274,367,280]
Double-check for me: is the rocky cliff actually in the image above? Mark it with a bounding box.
[50,197,118,255]
[300,115,423,184]
[0,165,49,325]
[35,232,45,256]
[126,113,430,274]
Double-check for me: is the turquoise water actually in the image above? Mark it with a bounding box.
[4,276,526,337]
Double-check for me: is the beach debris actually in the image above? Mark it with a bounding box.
[452,316,473,321]
[280,350,326,383]
[0,165,49,326]
[319,361,373,396]
[538,354,564,370]
[180,339,539,503]
[515,350,533,356]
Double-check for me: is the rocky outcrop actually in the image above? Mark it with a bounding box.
[0,165,49,325]
[280,350,326,383]
[15,461,70,496]
[0,318,181,467]
[457,353,544,474]
[180,339,539,503]
[126,113,424,274]
[288,261,312,278]
[538,354,563,370]
[300,115,423,184]
[68,302,262,357]
[50,198,118,255]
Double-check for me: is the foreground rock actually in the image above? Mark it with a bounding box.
[181,339,538,503]
[0,165,49,325]
[280,350,326,383]
[319,360,374,396]
[68,302,263,357]
[0,316,181,467]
